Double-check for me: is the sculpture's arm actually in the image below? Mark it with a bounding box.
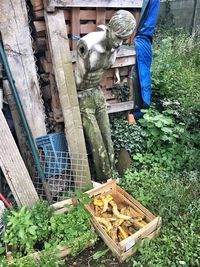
[114,68,120,84]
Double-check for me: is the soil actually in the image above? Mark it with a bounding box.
[66,240,134,267]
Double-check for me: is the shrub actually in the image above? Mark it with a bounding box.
[151,33,200,115]
[110,116,147,155]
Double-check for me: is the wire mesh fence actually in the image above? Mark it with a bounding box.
[33,150,90,202]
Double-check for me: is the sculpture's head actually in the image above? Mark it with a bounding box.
[107,10,136,49]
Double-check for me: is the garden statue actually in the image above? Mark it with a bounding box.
[75,10,136,181]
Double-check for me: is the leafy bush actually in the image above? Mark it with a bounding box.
[111,117,147,155]
[134,108,200,172]
[111,82,130,102]
[151,33,200,115]
[3,206,38,253]
[49,203,98,256]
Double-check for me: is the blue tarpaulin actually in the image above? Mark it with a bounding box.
[133,0,160,119]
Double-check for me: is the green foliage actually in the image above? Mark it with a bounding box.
[139,108,184,150]
[30,200,53,242]
[0,248,64,267]
[111,116,147,155]
[3,206,38,253]
[151,33,200,114]
[120,168,200,266]
[49,203,98,256]
[1,199,97,265]
[111,82,130,102]
[134,108,200,172]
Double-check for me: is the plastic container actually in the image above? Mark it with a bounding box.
[35,132,68,178]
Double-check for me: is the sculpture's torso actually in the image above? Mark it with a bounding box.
[75,30,117,90]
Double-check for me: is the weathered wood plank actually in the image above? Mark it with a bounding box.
[0,0,47,139]
[3,80,36,178]
[0,110,39,207]
[47,0,143,11]
[71,7,80,50]
[44,6,91,185]
[96,7,106,26]
[107,101,134,113]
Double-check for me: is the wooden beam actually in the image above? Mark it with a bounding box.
[0,110,39,207]
[44,6,91,185]
[0,0,47,139]
[107,101,134,113]
[47,0,143,11]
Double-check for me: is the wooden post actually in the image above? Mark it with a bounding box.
[0,0,47,139]
[0,110,39,207]
[44,6,91,186]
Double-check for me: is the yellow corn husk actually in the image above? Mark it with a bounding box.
[93,197,104,207]
[109,228,118,243]
[113,218,124,228]
[109,200,131,220]
[118,226,129,240]
[95,216,112,231]
[101,194,113,213]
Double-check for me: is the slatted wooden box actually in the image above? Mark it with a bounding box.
[85,180,162,262]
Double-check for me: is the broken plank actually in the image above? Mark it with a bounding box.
[0,110,39,207]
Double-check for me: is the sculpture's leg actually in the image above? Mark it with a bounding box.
[79,92,113,181]
[95,90,115,174]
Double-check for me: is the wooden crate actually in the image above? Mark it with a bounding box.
[85,180,162,262]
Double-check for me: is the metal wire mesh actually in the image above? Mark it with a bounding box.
[33,150,89,202]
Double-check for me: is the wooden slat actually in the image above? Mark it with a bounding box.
[119,227,161,262]
[47,0,143,11]
[107,101,134,113]
[96,7,106,26]
[71,7,80,50]
[70,48,135,62]
[119,217,162,251]
[44,5,91,185]
[0,110,39,207]
[0,0,47,139]
[30,0,44,11]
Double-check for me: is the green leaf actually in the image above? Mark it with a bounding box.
[92,248,109,260]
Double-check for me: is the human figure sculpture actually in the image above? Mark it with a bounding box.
[75,10,136,181]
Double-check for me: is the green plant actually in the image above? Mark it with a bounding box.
[138,108,184,150]
[111,116,147,155]
[111,82,130,102]
[120,167,200,266]
[152,33,200,115]
[3,206,37,253]
[30,200,53,243]
[49,202,98,256]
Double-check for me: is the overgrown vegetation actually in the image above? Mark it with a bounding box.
[111,32,200,266]
[0,196,98,266]
[0,30,199,267]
